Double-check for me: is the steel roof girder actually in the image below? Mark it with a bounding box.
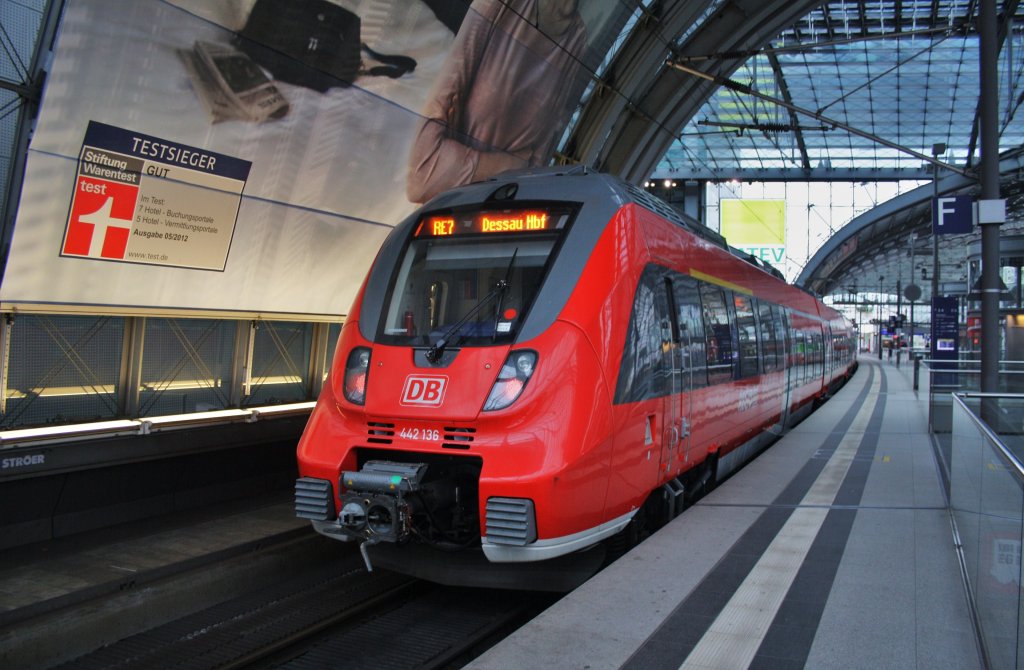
[798,150,1024,296]
[598,0,826,183]
[567,0,717,168]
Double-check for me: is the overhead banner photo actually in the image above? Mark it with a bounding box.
[2,0,631,317]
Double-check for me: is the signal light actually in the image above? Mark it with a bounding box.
[343,347,371,405]
[484,350,537,411]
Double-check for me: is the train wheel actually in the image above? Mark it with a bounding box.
[686,452,718,505]
[624,492,660,548]
[705,451,719,494]
[602,492,661,565]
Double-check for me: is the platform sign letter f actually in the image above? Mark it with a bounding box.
[932,195,973,235]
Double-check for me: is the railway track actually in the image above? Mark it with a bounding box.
[55,550,552,669]
[264,585,550,670]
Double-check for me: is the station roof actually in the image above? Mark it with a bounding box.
[560,0,1024,304]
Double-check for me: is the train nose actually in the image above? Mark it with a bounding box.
[363,345,511,420]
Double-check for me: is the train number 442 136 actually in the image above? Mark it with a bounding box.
[399,427,440,442]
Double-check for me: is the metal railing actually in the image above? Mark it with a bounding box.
[920,360,1024,432]
[950,393,1024,669]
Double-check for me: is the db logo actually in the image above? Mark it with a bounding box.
[401,375,448,406]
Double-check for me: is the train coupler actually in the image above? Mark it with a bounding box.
[337,461,428,554]
[358,538,380,572]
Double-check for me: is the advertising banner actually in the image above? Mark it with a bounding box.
[2,0,629,318]
[720,199,786,269]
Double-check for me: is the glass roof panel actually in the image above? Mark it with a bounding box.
[654,0,1024,180]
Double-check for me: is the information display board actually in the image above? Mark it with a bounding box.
[931,295,960,386]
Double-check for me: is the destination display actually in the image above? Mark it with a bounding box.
[60,121,251,271]
[416,210,554,238]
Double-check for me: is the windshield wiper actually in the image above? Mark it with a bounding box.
[425,249,517,364]
[492,248,518,341]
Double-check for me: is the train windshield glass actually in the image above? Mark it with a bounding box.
[378,206,572,347]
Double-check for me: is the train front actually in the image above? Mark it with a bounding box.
[295,174,621,589]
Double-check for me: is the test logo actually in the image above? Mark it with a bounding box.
[401,375,448,407]
[62,176,138,260]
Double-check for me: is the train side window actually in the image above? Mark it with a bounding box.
[614,266,670,404]
[776,308,790,372]
[810,329,824,378]
[793,328,807,385]
[815,329,823,377]
[825,325,834,374]
[653,271,675,393]
[670,273,707,389]
[758,301,777,373]
[802,329,809,377]
[699,283,733,385]
[734,294,758,378]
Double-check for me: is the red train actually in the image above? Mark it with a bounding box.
[295,167,856,589]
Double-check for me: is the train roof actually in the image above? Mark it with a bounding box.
[360,168,837,342]
[476,167,787,283]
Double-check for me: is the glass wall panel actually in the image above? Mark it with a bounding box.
[2,314,124,428]
[951,395,1024,669]
[245,321,313,406]
[138,318,236,416]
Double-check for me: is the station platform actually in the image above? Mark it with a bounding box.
[1,356,984,668]
[469,356,984,670]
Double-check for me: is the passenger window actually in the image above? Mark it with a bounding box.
[671,273,707,389]
[825,326,833,373]
[734,294,758,378]
[758,301,777,373]
[815,329,823,377]
[775,308,789,372]
[793,329,807,385]
[614,266,672,404]
[699,283,734,385]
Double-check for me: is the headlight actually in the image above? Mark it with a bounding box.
[343,347,371,405]
[483,350,537,411]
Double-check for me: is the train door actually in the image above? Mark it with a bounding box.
[658,276,684,475]
[825,324,834,384]
[779,308,793,426]
[667,275,703,467]
[613,265,676,493]
[758,300,787,432]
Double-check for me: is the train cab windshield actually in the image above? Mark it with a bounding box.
[377,204,575,348]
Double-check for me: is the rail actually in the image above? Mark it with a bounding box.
[950,393,1024,669]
